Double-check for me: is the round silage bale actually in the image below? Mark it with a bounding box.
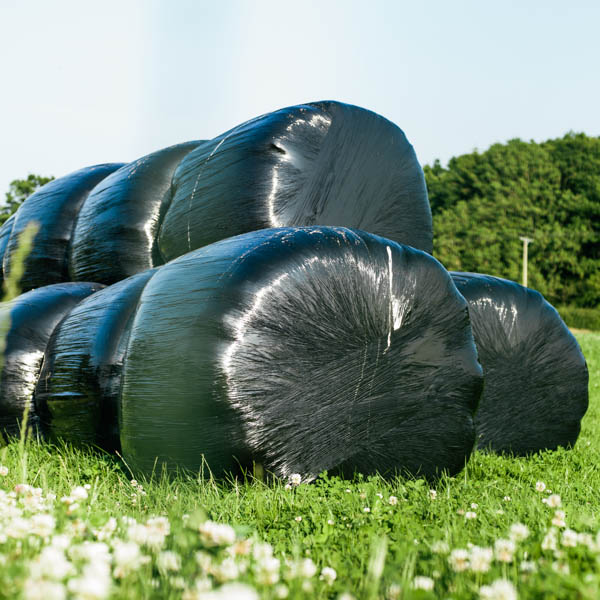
[451,272,589,454]
[157,101,432,263]
[121,227,481,481]
[3,164,123,291]
[0,213,16,288]
[34,270,157,451]
[69,142,201,285]
[0,282,104,437]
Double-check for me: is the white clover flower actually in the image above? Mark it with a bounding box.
[520,560,537,572]
[479,578,517,600]
[69,541,111,565]
[288,473,302,486]
[327,519,334,525]
[112,540,148,578]
[0,465,8,477]
[145,516,171,548]
[320,566,337,585]
[70,486,89,502]
[29,546,74,580]
[509,522,530,542]
[431,541,450,554]
[552,561,570,575]
[198,520,236,547]
[6,517,32,539]
[471,502,478,509]
[30,513,56,537]
[494,539,516,563]
[388,496,398,506]
[552,510,566,528]
[66,502,80,515]
[448,549,469,572]
[255,555,280,585]
[561,528,578,547]
[503,496,511,502]
[252,541,273,562]
[294,516,302,522]
[210,583,259,600]
[536,481,546,492]
[469,546,493,572]
[376,492,383,499]
[465,511,477,520]
[412,576,434,591]
[67,561,111,600]
[274,584,289,598]
[545,494,561,508]
[94,517,118,541]
[157,551,181,574]
[213,557,240,583]
[363,507,370,513]
[541,528,558,551]
[429,489,437,500]
[51,534,73,550]
[300,558,317,578]
[23,579,66,600]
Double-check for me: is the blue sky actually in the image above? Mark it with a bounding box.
[1,0,598,196]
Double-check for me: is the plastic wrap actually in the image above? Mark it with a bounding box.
[69,143,201,284]
[156,101,432,263]
[121,227,481,481]
[0,214,16,287]
[0,282,104,437]
[35,271,157,450]
[451,272,589,454]
[3,164,123,291]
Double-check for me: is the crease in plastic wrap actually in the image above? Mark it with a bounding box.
[0,213,16,287]
[34,271,157,451]
[3,164,123,291]
[0,282,104,437]
[69,142,201,284]
[157,101,432,262]
[120,226,482,481]
[451,272,589,455]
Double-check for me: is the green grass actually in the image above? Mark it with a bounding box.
[0,332,598,599]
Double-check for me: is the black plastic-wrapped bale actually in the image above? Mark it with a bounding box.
[3,164,123,291]
[451,272,589,455]
[156,101,432,263]
[69,143,200,285]
[34,271,157,451]
[0,282,104,437]
[0,213,16,288]
[121,227,482,481]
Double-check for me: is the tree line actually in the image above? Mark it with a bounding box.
[425,132,599,308]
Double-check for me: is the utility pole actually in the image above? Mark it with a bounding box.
[519,236,533,287]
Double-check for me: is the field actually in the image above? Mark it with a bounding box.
[0,332,597,600]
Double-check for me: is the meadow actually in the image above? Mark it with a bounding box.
[0,331,597,600]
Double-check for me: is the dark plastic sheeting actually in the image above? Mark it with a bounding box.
[3,164,123,291]
[0,214,16,288]
[157,101,432,263]
[0,282,104,437]
[451,272,589,454]
[121,227,481,481]
[35,270,157,450]
[69,143,201,285]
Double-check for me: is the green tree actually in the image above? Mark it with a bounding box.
[424,133,600,308]
[1,174,54,225]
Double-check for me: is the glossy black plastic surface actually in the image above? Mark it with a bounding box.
[451,272,589,454]
[70,143,200,284]
[0,214,16,287]
[157,101,432,262]
[3,165,122,291]
[121,227,481,480]
[0,282,104,436]
[35,271,157,450]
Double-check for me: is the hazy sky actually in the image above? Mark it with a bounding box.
[1,0,598,196]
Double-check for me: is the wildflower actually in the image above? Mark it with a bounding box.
[431,541,450,554]
[536,481,546,492]
[509,522,530,542]
[23,579,66,600]
[28,546,74,580]
[494,539,515,563]
[465,511,477,520]
[449,549,469,572]
[363,507,370,513]
[67,561,111,600]
[552,561,570,575]
[255,555,280,585]
[471,502,478,509]
[289,558,317,579]
[294,516,302,522]
[552,510,566,528]
[562,529,578,547]
[541,528,558,551]
[0,465,8,477]
[288,473,302,486]
[479,578,517,600]
[520,560,537,573]
[503,496,511,502]
[69,541,111,564]
[30,514,56,537]
[388,496,398,506]
[429,489,437,500]
[94,517,117,541]
[320,566,337,585]
[113,540,148,578]
[214,557,240,582]
[469,546,493,573]
[376,492,383,499]
[412,576,434,591]
[274,584,289,598]
[70,486,89,502]
[545,494,561,508]
[345,489,351,493]
[198,521,235,547]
